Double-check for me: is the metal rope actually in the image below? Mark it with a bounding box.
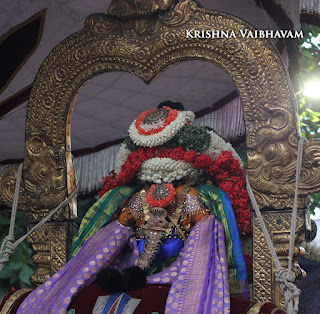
[0,163,23,271]
[0,163,78,271]
[246,137,305,314]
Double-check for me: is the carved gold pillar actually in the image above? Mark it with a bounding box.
[253,210,305,306]
[27,222,77,286]
[1,0,320,300]
[0,152,77,286]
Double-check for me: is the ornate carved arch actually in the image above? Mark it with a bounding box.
[0,0,318,304]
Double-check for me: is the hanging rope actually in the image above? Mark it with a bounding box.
[0,163,78,272]
[246,137,305,314]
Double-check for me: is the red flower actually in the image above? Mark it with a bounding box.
[183,150,197,163]
[157,148,170,158]
[193,154,212,169]
[98,142,251,235]
[170,147,185,160]
[135,107,179,136]
[134,148,147,162]
[147,183,176,208]
[145,148,156,159]
[98,171,118,197]
[206,151,251,234]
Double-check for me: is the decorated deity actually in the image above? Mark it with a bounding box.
[18,102,252,313]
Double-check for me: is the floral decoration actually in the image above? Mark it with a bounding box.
[120,127,242,171]
[147,183,176,208]
[115,143,131,174]
[204,131,243,167]
[128,107,195,147]
[124,135,138,151]
[135,107,178,136]
[173,125,211,152]
[102,106,251,234]
[138,157,197,184]
[100,146,251,234]
[126,124,211,153]
[208,151,250,234]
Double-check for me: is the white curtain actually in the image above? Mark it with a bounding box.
[194,97,245,141]
[0,97,245,194]
[74,143,122,193]
[300,0,320,13]
[75,96,245,193]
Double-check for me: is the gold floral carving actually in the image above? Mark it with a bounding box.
[0,0,317,291]
[0,145,68,222]
[107,0,177,18]
[0,166,21,208]
[253,210,305,305]
[27,222,76,286]
[1,0,319,214]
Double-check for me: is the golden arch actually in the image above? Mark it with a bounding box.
[0,0,318,304]
[2,0,319,210]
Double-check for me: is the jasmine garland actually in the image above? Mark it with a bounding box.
[128,108,195,147]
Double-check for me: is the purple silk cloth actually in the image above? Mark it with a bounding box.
[18,216,230,314]
[147,215,230,314]
[17,221,139,314]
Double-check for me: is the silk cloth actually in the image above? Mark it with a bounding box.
[196,185,249,298]
[70,185,248,299]
[147,215,230,314]
[93,293,141,314]
[71,186,139,258]
[17,216,230,314]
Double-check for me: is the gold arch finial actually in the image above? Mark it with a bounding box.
[107,0,177,18]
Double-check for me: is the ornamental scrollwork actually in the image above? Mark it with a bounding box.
[0,166,23,208]
[1,0,320,213]
[107,0,177,18]
[85,14,119,36]
[300,139,320,194]
[253,210,305,305]
[159,0,198,27]
[28,222,76,286]
[1,0,320,289]
[0,134,68,221]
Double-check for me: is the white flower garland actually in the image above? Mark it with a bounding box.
[140,120,164,132]
[137,157,199,184]
[128,111,195,147]
[115,143,131,174]
[115,130,244,175]
[203,130,244,167]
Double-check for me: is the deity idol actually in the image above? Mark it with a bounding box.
[18,102,252,314]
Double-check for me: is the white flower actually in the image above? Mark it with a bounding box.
[140,120,164,132]
[137,157,198,183]
[115,143,131,174]
[203,131,244,167]
[128,111,195,147]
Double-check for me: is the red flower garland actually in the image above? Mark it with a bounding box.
[147,183,176,208]
[208,151,251,234]
[135,106,179,136]
[99,147,251,234]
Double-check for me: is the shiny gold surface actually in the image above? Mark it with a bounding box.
[247,302,268,314]
[253,210,305,306]
[0,0,315,295]
[1,0,319,213]
[0,289,33,314]
[107,0,177,18]
[27,222,76,286]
